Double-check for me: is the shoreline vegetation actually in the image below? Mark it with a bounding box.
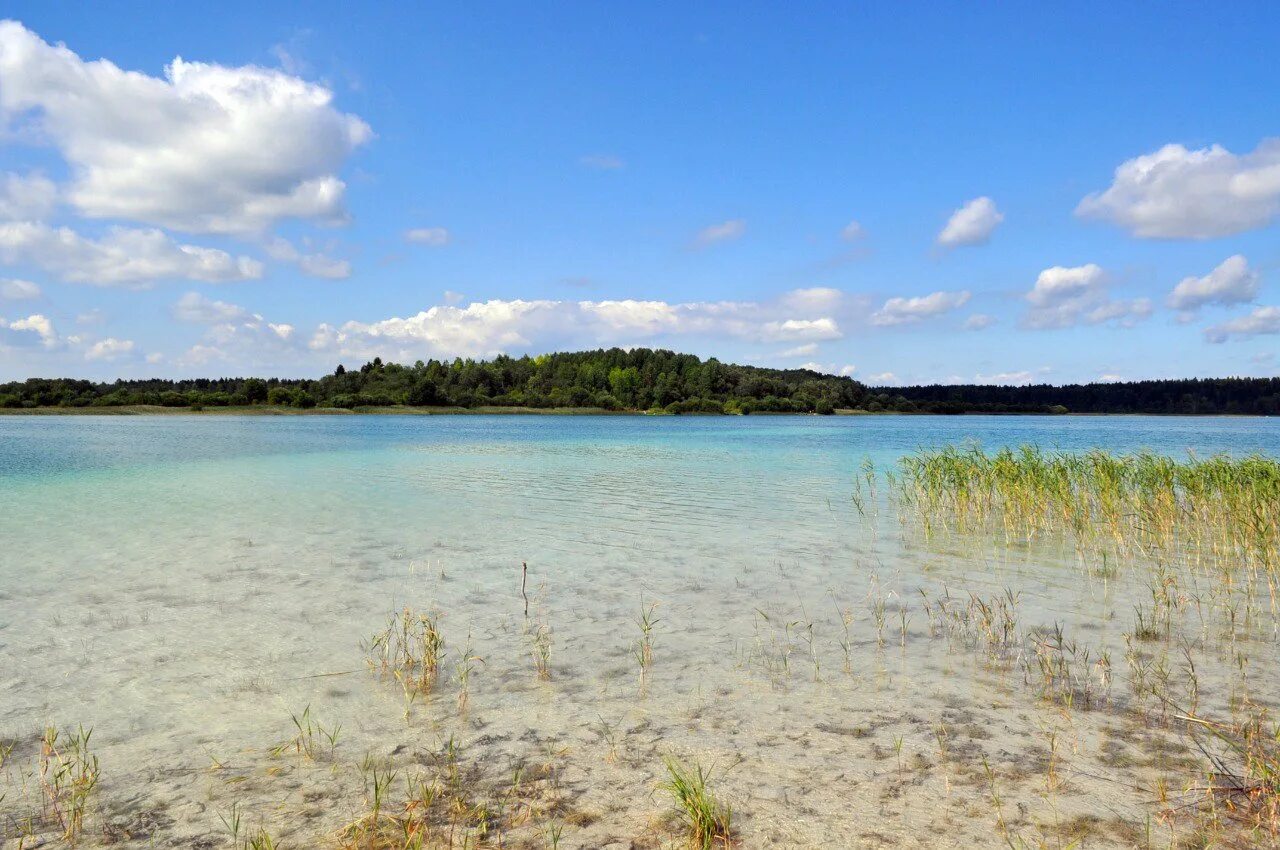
[2,348,1279,416]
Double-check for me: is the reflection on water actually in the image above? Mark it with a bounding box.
[1,415,1278,847]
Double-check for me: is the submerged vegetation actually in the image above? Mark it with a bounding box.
[891,445,1280,574]
[4,441,1280,847]
[4,349,1280,414]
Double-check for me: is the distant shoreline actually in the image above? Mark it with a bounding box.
[0,405,1272,418]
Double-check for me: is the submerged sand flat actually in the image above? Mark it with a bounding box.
[1,415,1278,848]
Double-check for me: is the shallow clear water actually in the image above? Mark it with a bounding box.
[1,414,1278,848]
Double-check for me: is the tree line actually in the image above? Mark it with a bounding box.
[1,349,1277,415]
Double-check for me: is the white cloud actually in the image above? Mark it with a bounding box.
[172,291,252,323]
[759,317,841,341]
[871,290,971,326]
[442,290,465,305]
[1204,306,1280,343]
[974,370,1046,386]
[693,219,745,247]
[85,337,134,360]
[0,21,371,235]
[1167,255,1258,311]
[840,220,865,241]
[0,277,40,299]
[778,342,819,357]
[405,227,450,246]
[936,197,1002,248]
[265,236,351,279]
[781,287,843,314]
[308,296,843,361]
[1077,139,1280,239]
[838,364,856,377]
[298,253,350,279]
[1022,264,1152,329]
[963,313,996,330]
[3,313,56,348]
[866,372,897,384]
[0,222,262,287]
[0,172,56,220]
[580,153,624,170]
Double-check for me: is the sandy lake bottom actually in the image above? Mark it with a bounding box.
[2,415,1279,848]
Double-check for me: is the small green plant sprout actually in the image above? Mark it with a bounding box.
[246,825,284,850]
[455,633,484,714]
[594,713,622,763]
[220,801,243,845]
[271,705,338,761]
[40,724,100,844]
[660,755,733,849]
[634,598,660,676]
[531,623,553,680]
[541,820,565,849]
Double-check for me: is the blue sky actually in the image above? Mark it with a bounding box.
[1,2,1278,384]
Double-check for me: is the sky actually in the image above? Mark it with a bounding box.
[0,2,1278,386]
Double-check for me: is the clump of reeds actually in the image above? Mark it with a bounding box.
[660,756,733,849]
[39,724,99,844]
[894,445,1280,574]
[363,607,446,698]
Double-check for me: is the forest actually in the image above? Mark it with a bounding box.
[1,349,1278,415]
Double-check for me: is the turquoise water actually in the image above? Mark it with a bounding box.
[1,414,1278,848]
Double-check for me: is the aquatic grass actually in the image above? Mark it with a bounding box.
[270,705,339,761]
[39,724,99,844]
[659,755,732,849]
[454,633,483,714]
[530,623,553,680]
[893,445,1280,575]
[633,599,660,678]
[364,607,446,699]
[1174,708,1280,840]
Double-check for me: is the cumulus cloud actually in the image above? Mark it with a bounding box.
[780,287,843,314]
[3,312,56,347]
[1077,139,1280,239]
[1204,306,1280,343]
[1167,255,1258,311]
[405,227,451,247]
[840,220,865,241]
[871,290,971,326]
[265,237,350,279]
[0,172,56,220]
[0,20,371,235]
[936,197,1002,248]
[1022,264,1152,329]
[309,293,843,361]
[693,219,745,248]
[974,369,1049,386]
[0,222,262,287]
[85,337,135,360]
[0,277,39,299]
[963,313,996,330]
[171,291,252,323]
[778,342,819,358]
[866,372,897,384]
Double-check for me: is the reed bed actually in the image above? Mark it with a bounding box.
[890,446,1280,574]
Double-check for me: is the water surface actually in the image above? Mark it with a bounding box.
[1,415,1277,847]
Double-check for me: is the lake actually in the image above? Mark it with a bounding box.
[2,414,1278,848]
